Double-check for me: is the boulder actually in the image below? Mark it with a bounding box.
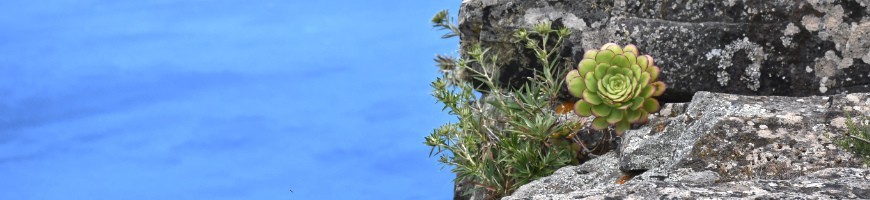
[458,0,870,103]
[502,92,870,199]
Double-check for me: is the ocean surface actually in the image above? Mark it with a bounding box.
[0,1,458,199]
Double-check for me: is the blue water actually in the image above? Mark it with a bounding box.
[0,1,458,199]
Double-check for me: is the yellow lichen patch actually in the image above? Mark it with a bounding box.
[556,100,575,114]
[616,175,631,185]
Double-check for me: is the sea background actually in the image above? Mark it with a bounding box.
[0,0,458,199]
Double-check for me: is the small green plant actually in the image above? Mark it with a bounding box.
[566,43,666,134]
[836,111,870,165]
[425,10,584,199]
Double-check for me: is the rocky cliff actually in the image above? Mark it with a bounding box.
[505,92,870,199]
[454,0,870,199]
[458,0,870,103]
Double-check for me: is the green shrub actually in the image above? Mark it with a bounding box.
[424,10,583,198]
[836,111,870,165]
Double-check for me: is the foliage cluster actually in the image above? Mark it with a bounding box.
[837,112,870,165]
[424,10,588,198]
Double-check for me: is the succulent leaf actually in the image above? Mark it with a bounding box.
[591,117,608,130]
[574,101,593,117]
[584,73,598,93]
[602,43,623,54]
[637,55,653,70]
[606,110,624,124]
[639,85,654,98]
[648,65,660,81]
[638,110,650,123]
[583,90,603,105]
[642,98,660,113]
[566,71,586,97]
[630,97,644,110]
[594,63,609,80]
[565,44,667,133]
[583,50,598,59]
[612,55,630,68]
[651,81,667,96]
[615,120,630,135]
[630,64,642,79]
[626,109,641,123]
[578,60,597,75]
[639,72,651,85]
[595,50,616,64]
[591,104,612,117]
[623,45,639,55]
[625,53,637,68]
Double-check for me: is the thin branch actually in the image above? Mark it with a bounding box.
[847,134,870,144]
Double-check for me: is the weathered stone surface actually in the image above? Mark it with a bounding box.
[502,92,870,200]
[507,167,870,199]
[459,0,870,102]
[621,92,867,181]
[505,152,622,199]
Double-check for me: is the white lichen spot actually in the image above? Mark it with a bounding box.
[523,8,587,31]
[660,105,673,116]
[831,117,847,129]
[806,66,813,73]
[759,125,769,130]
[658,188,691,198]
[784,23,800,36]
[781,36,793,47]
[844,22,870,59]
[723,0,739,7]
[838,58,853,69]
[776,113,804,125]
[806,182,824,188]
[824,5,845,31]
[781,23,800,47]
[853,105,870,112]
[813,49,842,93]
[758,129,776,138]
[815,50,841,78]
[736,103,768,117]
[562,14,586,31]
[708,38,766,90]
[716,71,730,86]
[819,77,829,93]
[742,59,762,91]
[802,15,822,32]
[706,49,723,60]
[776,128,788,136]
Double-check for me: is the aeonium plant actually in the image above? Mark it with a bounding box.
[565,43,666,134]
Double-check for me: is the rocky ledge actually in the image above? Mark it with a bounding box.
[452,0,870,199]
[504,92,870,199]
[459,0,870,103]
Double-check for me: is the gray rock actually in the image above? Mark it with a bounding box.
[502,92,870,200]
[507,168,870,199]
[621,92,868,181]
[459,0,870,102]
[506,152,622,199]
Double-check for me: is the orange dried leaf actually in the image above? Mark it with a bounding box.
[556,100,576,114]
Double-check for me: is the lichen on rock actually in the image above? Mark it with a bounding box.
[459,0,870,102]
[502,92,870,199]
[449,0,870,199]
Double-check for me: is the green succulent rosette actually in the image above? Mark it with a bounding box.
[565,43,666,134]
